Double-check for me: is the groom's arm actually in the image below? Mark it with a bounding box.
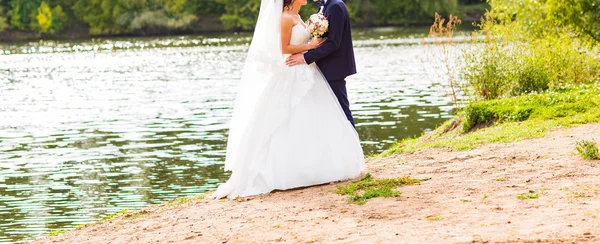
[303,4,345,64]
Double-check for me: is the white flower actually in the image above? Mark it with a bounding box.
[310,14,319,23]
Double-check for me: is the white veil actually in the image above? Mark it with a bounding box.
[224,0,284,171]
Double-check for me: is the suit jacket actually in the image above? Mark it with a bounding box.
[304,0,356,81]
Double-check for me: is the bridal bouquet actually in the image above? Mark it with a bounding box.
[306,12,329,38]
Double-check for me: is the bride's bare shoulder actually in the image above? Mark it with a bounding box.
[281,12,295,27]
[281,12,294,22]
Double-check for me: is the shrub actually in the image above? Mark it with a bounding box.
[576,140,600,160]
[462,0,600,101]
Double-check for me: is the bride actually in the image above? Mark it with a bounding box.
[212,0,365,199]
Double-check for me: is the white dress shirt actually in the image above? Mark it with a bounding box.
[319,0,328,13]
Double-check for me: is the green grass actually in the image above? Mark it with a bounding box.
[576,140,600,160]
[381,84,600,156]
[517,191,539,200]
[167,194,206,207]
[102,208,129,220]
[47,229,66,236]
[48,208,128,237]
[336,173,428,205]
[426,215,443,221]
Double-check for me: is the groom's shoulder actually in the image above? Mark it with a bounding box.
[332,0,347,7]
[330,0,348,11]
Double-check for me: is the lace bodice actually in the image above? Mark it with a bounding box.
[290,24,310,46]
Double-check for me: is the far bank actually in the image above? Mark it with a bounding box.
[0,2,486,43]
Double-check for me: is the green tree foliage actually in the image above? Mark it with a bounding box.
[8,0,41,30]
[217,0,261,30]
[36,1,52,32]
[458,0,482,4]
[35,1,67,34]
[0,6,8,33]
[346,0,457,25]
[547,0,600,42]
[72,0,128,35]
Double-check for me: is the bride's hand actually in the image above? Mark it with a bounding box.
[308,37,327,49]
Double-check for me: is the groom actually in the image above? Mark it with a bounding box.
[285,0,357,127]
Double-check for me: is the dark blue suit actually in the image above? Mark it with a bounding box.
[304,0,357,126]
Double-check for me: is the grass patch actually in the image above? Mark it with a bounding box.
[336,173,428,205]
[576,140,600,160]
[426,215,443,221]
[460,198,471,202]
[495,177,505,181]
[74,224,88,229]
[517,190,539,200]
[167,194,206,207]
[125,210,151,220]
[381,84,600,156]
[102,208,129,220]
[47,229,66,236]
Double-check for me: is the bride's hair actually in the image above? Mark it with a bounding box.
[283,0,293,10]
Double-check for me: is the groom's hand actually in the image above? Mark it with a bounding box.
[286,54,306,67]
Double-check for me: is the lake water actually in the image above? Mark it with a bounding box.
[0,27,456,243]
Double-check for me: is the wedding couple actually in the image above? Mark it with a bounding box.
[213,0,364,199]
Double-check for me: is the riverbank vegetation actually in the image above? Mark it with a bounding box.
[382,83,600,155]
[0,0,485,42]
[335,173,428,205]
[384,0,600,156]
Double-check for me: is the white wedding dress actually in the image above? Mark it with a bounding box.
[212,1,365,200]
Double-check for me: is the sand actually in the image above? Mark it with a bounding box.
[33,123,600,243]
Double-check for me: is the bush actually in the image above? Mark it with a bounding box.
[462,0,600,101]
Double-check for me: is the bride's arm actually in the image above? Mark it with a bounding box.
[281,15,323,54]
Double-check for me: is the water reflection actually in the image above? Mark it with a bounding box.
[0,27,454,243]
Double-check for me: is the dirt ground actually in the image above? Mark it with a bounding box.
[33,123,600,244]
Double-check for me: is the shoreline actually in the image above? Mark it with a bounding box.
[32,122,600,243]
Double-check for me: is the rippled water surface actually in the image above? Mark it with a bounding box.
[0,27,456,242]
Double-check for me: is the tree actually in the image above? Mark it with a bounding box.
[0,7,7,33]
[73,0,128,34]
[547,0,600,42]
[36,1,52,32]
[165,0,187,15]
[217,0,261,30]
[345,0,457,26]
[8,0,41,30]
[36,2,68,34]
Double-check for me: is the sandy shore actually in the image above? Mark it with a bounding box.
[33,123,600,243]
